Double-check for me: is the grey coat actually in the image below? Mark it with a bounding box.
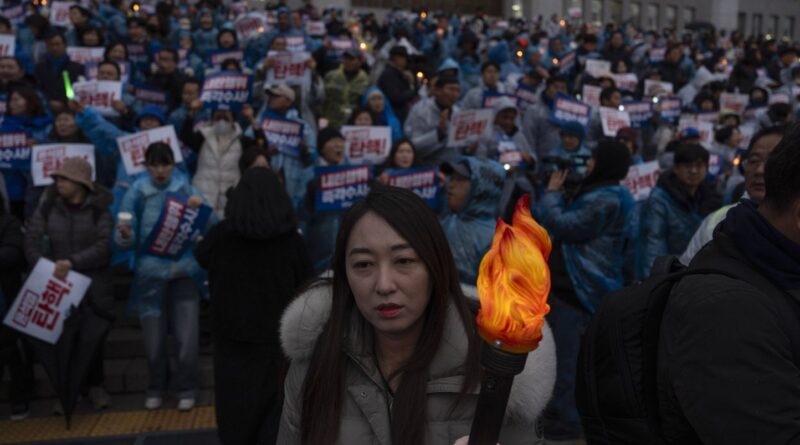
[522,100,562,161]
[24,185,114,312]
[404,97,462,167]
[277,283,557,445]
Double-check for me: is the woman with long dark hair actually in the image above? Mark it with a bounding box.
[278,186,555,444]
[195,168,312,445]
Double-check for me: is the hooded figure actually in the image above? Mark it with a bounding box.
[361,86,403,142]
[545,121,592,177]
[439,157,505,284]
[195,168,312,445]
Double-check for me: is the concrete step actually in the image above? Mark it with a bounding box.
[0,355,215,401]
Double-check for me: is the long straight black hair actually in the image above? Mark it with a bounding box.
[300,185,481,445]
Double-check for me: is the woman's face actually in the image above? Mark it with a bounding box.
[346,211,432,338]
[353,111,372,126]
[146,162,175,185]
[393,143,414,168]
[55,113,78,137]
[368,93,384,113]
[8,92,27,116]
[107,44,126,62]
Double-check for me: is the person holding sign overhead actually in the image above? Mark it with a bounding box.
[115,142,213,412]
[24,157,115,411]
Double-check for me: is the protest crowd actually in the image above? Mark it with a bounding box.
[0,0,799,444]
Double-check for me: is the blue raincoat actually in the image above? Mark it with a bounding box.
[637,185,704,278]
[537,185,635,312]
[116,173,212,317]
[361,86,403,143]
[440,157,505,285]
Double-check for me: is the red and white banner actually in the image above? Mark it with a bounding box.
[116,126,183,176]
[678,118,714,148]
[66,46,105,65]
[3,258,92,344]
[769,93,790,105]
[581,84,601,107]
[234,12,268,42]
[49,2,73,28]
[719,92,749,114]
[621,161,661,202]
[266,51,310,87]
[447,108,494,147]
[644,79,673,97]
[600,107,631,137]
[612,73,638,92]
[342,126,391,165]
[585,59,611,78]
[285,36,306,53]
[306,21,326,36]
[0,34,15,57]
[73,80,122,117]
[31,143,95,186]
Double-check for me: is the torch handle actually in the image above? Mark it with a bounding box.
[467,373,515,445]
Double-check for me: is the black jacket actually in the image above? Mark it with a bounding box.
[377,63,416,121]
[657,224,800,444]
[195,221,313,343]
[34,57,84,104]
[0,213,24,309]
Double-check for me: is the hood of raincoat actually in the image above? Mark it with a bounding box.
[451,156,505,220]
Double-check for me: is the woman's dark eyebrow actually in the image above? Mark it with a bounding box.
[349,244,412,256]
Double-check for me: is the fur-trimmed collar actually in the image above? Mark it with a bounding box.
[279,283,556,425]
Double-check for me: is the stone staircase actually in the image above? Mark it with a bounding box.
[0,268,216,418]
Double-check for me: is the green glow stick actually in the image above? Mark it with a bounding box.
[63,71,74,100]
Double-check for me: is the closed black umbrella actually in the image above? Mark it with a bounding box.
[26,302,113,428]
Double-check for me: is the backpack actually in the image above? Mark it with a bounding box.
[575,254,795,444]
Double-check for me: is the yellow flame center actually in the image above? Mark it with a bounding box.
[476,195,551,354]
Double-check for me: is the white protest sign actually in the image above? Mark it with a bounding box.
[644,79,673,97]
[769,93,790,105]
[49,2,73,28]
[306,21,326,36]
[649,47,666,63]
[266,51,311,87]
[719,92,749,114]
[621,161,661,202]
[341,126,392,165]
[3,258,92,344]
[0,35,15,57]
[285,36,306,53]
[116,126,183,176]
[31,144,95,186]
[612,73,638,92]
[73,80,122,117]
[447,108,494,147]
[568,7,582,18]
[234,12,268,42]
[679,118,714,148]
[600,107,631,137]
[582,84,602,107]
[695,112,719,124]
[585,59,611,78]
[66,47,105,65]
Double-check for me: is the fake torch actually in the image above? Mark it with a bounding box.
[468,195,551,445]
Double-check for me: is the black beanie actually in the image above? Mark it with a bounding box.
[581,140,632,189]
[317,127,344,153]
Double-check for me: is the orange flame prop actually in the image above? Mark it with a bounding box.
[476,195,552,354]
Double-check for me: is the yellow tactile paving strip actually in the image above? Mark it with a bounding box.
[0,406,217,444]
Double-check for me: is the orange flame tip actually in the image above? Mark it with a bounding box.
[476,194,552,354]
